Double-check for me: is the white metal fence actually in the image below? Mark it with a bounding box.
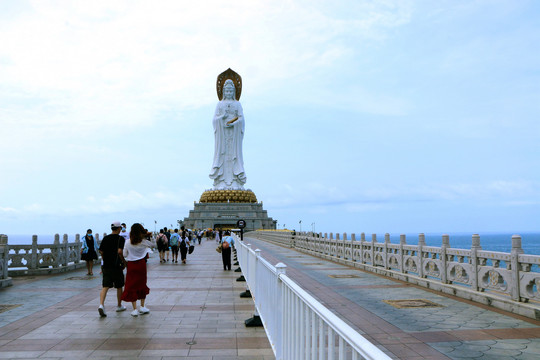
[236,239,391,360]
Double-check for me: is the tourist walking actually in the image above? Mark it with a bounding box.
[179,230,190,264]
[163,227,171,262]
[170,229,180,263]
[121,223,152,317]
[98,221,127,317]
[156,229,168,263]
[220,230,235,270]
[197,230,203,244]
[81,229,98,275]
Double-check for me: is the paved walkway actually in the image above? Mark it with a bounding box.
[2,237,540,359]
[0,239,273,359]
[242,236,540,359]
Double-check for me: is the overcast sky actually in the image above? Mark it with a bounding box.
[1,0,539,238]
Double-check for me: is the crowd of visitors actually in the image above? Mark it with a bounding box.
[88,222,233,317]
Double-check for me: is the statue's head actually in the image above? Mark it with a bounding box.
[223,79,236,100]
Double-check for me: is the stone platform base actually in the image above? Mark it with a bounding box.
[182,202,276,231]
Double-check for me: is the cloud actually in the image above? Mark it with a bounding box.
[0,1,413,135]
[263,180,540,211]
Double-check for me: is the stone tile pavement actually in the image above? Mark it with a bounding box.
[0,238,273,359]
[2,235,540,359]
[243,236,540,360]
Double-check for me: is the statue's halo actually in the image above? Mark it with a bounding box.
[217,68,242,101]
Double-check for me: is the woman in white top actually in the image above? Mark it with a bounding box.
[121,223,153,317]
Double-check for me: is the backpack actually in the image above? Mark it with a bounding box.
[158,234,167,245]
[170,233,179,246]
[222,240,230,249]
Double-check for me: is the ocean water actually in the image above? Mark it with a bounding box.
[4,232,540,255]
[372,232,540,256]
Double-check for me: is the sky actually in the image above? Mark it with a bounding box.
[1,0,539,239]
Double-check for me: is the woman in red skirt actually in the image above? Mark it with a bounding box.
[121,223,153,317]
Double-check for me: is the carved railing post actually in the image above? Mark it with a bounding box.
[441,234,449,284]
[399,234,406,273]
[0,234,8,279]
[384,233,390,269]
[360,233,365,264]
[62,234,69,267]
[511,235,524,301]
[53,234,61,269]
[418,233,425,278]
[351,233,356,262]
[31,235,38,270]
[343,233,347,260]
[75,234,81,264]
[371,234,376,266]
[335,233,340,258]
[471,234,481,291]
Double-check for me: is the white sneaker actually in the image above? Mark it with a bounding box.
[116,305,126,312]
[130,309,139,317]
[139,306,150,314]
[98,305,106,317]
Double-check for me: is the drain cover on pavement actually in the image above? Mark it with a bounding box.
[328,274,360,278]
[383,299,443,308]
[65,276,94,280]
[0,304,22,313]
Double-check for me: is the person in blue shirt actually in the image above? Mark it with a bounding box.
[169,229,180,263]
[220,230,235,270]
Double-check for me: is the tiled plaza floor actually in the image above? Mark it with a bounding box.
[2,237,540,360]
[0,239,273,359]
[243,236,540,360]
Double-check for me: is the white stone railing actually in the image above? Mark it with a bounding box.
[237,239,391,359]
[0,234,101,281]
[0,235,10,288]
[249,230,540,320]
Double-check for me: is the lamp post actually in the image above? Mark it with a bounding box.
[299,220,302,232]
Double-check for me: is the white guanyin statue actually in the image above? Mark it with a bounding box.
[209,69,246,190]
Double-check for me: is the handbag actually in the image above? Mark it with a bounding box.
[188,245,195,254]
[216,244,222,253]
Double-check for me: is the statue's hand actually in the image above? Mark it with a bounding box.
[226,117,239,125]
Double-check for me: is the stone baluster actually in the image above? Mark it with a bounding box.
[418,233,425,278]
[360,232,365,264]
[399,234,406,273]
[371,234,376,266]
[351,233,356,262]
[0,234,8,279]
[62,234,69,266]
[510,235,524,301]
[441,234,449,284]
[470,234,481,291]
[31,235,38,270]
[329,233,334,257]
[343,233,347,260]
[335,233,340,258]
[384,233,390,269]
[75,234,81,263]
[53,234,61,269]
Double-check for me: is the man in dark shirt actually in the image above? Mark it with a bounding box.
[163,227,171,262]
[97,221,127,317]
